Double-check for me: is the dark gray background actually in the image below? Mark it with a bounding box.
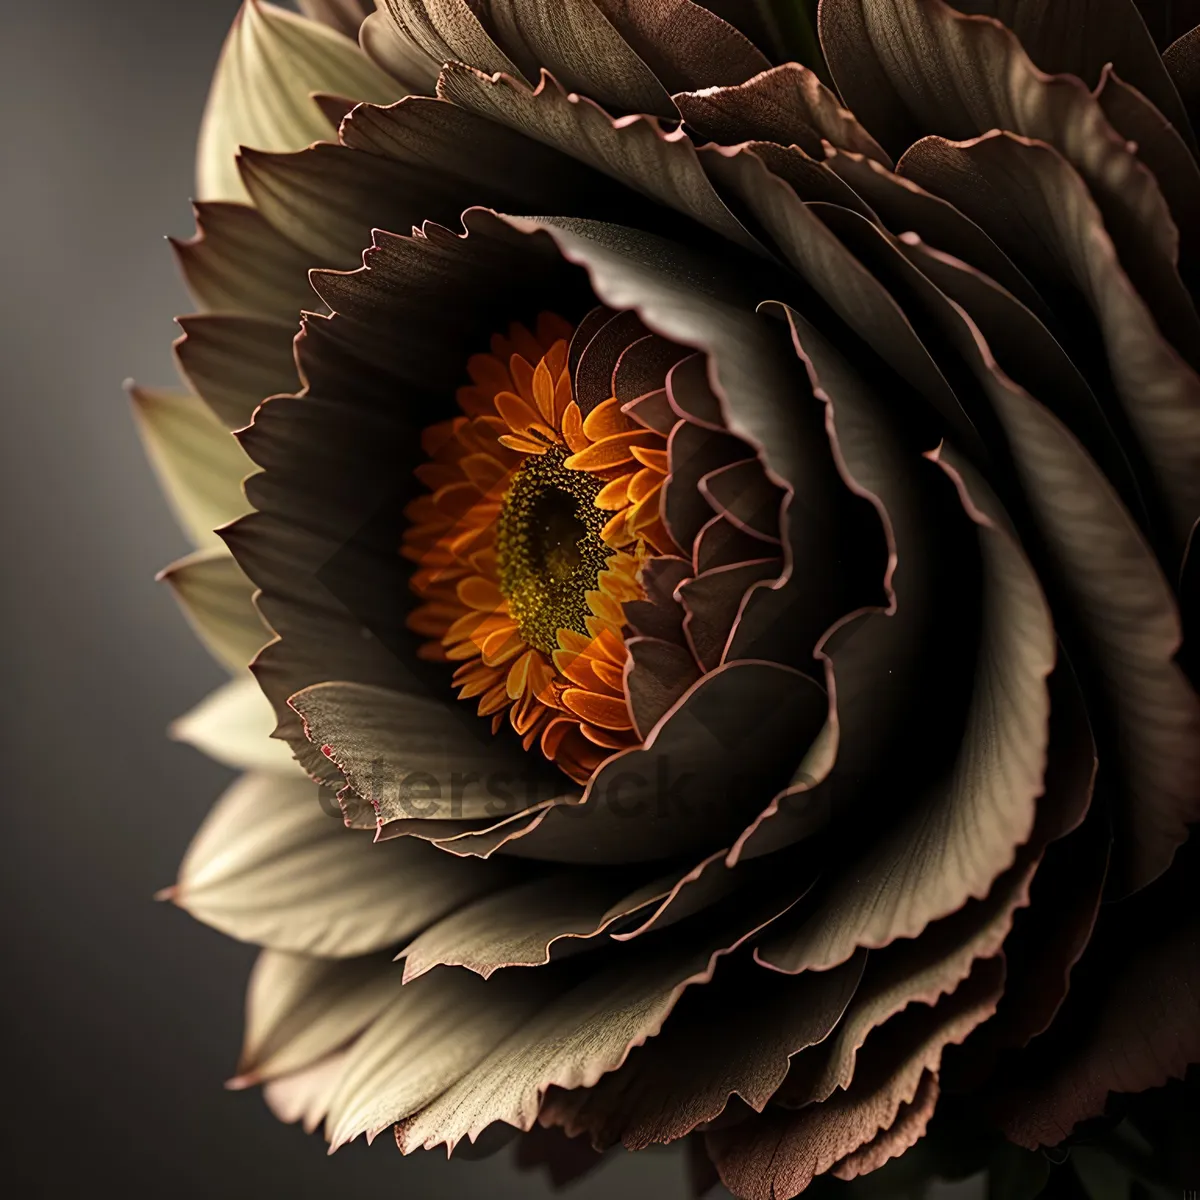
[0,3,978,1196]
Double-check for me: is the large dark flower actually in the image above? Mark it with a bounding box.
[137,1,1200,1195]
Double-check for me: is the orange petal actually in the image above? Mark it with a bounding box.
[482,625,528,666]
[459,453,511,494]
[509,353,537,405]
[564,430,658,471]
[494,389,551,438]
[550,636,589,665]
[532,358,557,424]
[477,681,510,716]
[561,688,634,731]
[499,434,551,455]
[457,575,507,613]
[594,475,631,510]
[631,444,669,472]
[580,722,634,749]
[628,466,662,503]
[506,649,535,699]
[562,402,588,453]
[600,508,631,548]
[591,658,626,694]
[582,396,633,441]
[552,368,574,427]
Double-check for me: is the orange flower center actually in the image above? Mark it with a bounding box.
[401,312,676,783]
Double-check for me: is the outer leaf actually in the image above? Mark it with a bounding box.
[129,386,252,549]
[235,949,400,1082]
[170,676,304,774]
[197,0,403,203]
[159,546,270,674]
[167,771,515,957]
[324,963,550,1150]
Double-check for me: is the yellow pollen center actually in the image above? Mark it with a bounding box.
[495,446,612,655]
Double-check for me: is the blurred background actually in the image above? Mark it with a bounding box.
[0,3,980,1196]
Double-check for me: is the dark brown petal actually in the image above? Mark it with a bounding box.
[1165,22,1200,130]
[1094,65,1200,281]
[159,547,270,674]
[591,0,770,93]
[495,661,827,864]
[820,146,1048,322]
[952,0,1196,151]
[288,680,552,823]
[542,951,866,1151]
[171,202,318,320]
[359,6,442,92]
[904,133,1200,558]
[437,66,764,253]
[574,309,650,415]
[675,62,890,166]
[678,558,781,671]
[378,0,525,81]
[705,956,1006,1200]
[699,458,786,541]
[482,0,675,117]
[737,141,878,215]
[693,513,777,572]
[340,94,632,226]
[174,313,300,429]
[824,0,1195,342]
[515,1124,608,1189]
[622,554,691,646]
[829,1071,940,1181]
[757,439,1054,971]
[394,878,811,1154]
[701,147,976,451]
[624,636,701,739]
[666,439,763,556]
[994,911,1200,1149]
[614,334,691,411]
[398,871,668,981]
[168,771,515,957]
[893,233,1200,892]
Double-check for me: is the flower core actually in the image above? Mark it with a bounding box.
[495,446,610,656]
[402,313,675,782]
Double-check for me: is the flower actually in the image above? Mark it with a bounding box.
[137,1,1200,1195]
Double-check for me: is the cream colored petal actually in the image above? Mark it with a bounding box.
[129,386,252,551]
[170,676,303,775]
[159,546,270,675]
[169,772,516,957]
[238,949,402,1082]
[198,0,403,203]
